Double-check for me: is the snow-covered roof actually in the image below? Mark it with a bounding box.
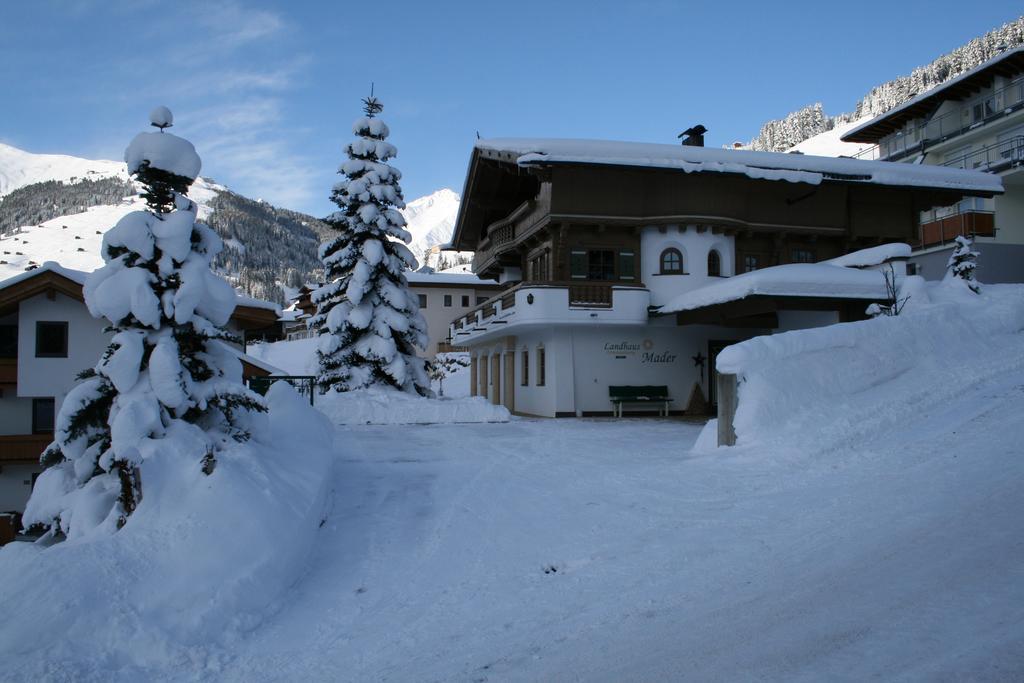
[825,243,911,268]
[404,271,499,287]
[235,294,282,315]
[659,263,889,314]
[0,260,88,292]
[475,138,1003,195]
[842,47,1024,143]
[217,341,286,375]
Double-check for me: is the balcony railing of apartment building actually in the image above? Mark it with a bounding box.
[919,207,995,249]
[852,75,1024,162]
[941,136,1024,172]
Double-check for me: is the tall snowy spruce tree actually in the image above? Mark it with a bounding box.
[311,95,430,396]
[24,107,265,539]
[946,235,981,294]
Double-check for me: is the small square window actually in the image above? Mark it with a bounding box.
[35,321,68,358]
[476,296,487,305]
[32,397,55,434]
[461,295,470,307]
[443,294,453,307]
[417,294,428,308]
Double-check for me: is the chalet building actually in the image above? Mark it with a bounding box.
[842,47,1024,282]
[446,137,1000,418]
[0,263,282,514]
[288,271,502,357]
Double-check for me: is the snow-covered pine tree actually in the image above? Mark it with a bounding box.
[310,95,430,396]
[946,234,981,294]
[24,106,265,539]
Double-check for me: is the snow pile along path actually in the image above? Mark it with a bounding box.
[318,386,510,425]
[0,383,337,679]
[714,281,1024,450]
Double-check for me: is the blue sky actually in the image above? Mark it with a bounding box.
[1,1,1021,216]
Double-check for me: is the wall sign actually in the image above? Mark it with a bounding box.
[603,339,677,364]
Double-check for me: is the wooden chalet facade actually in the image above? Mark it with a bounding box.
[446,138,1001,418]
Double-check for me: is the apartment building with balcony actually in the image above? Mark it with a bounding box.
[446,137,1000,418]
[0,263,282,514]
[842,48,1024,281]
[288,271,502,357]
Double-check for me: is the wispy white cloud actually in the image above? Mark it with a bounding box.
[118,1,319,210]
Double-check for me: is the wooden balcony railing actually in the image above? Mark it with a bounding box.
[920,210,995,249]
[0,433,52,462]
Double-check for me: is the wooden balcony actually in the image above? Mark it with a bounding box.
[919,210,995,249]
[0,433,52,463]
[0,358,15,385]
[473,190,552,275]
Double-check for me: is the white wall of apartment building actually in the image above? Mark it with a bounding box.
[0,391,33,436]
[0,464,39,514]
[411,283,500,357]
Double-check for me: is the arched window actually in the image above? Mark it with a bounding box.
[707,250,721,277]
[660,248,684,274]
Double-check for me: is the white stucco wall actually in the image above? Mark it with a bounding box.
[471,320,765,417]
[0,463,41,514]
[641,226,735,307]
[0,392,33,436]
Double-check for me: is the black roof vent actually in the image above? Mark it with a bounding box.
[678,125,708,147]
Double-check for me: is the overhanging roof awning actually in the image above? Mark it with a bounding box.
[842,47,1024,143]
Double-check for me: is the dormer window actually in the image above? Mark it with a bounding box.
[659,248,684,274]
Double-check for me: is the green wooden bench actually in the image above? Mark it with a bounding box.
[609,385,672,417]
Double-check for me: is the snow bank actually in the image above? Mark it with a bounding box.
[247,336,320,376]
[318,386,509,425]
[825,242,911,268]
[0,383,336,678]
[714,281,1024,449]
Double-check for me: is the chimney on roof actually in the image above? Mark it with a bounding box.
[678,125,708,147]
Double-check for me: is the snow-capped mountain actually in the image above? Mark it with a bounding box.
[0,142,467,298]
[0,142,127,197]
[399,188,462,267]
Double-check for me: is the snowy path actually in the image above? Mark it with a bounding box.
[215,369,1024,682]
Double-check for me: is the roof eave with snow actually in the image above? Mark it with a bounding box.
[841,47,1024,143]
[474,138,1003,196]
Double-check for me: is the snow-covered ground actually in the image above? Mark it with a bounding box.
[318,387,508,425]
[2,284,1022,681]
